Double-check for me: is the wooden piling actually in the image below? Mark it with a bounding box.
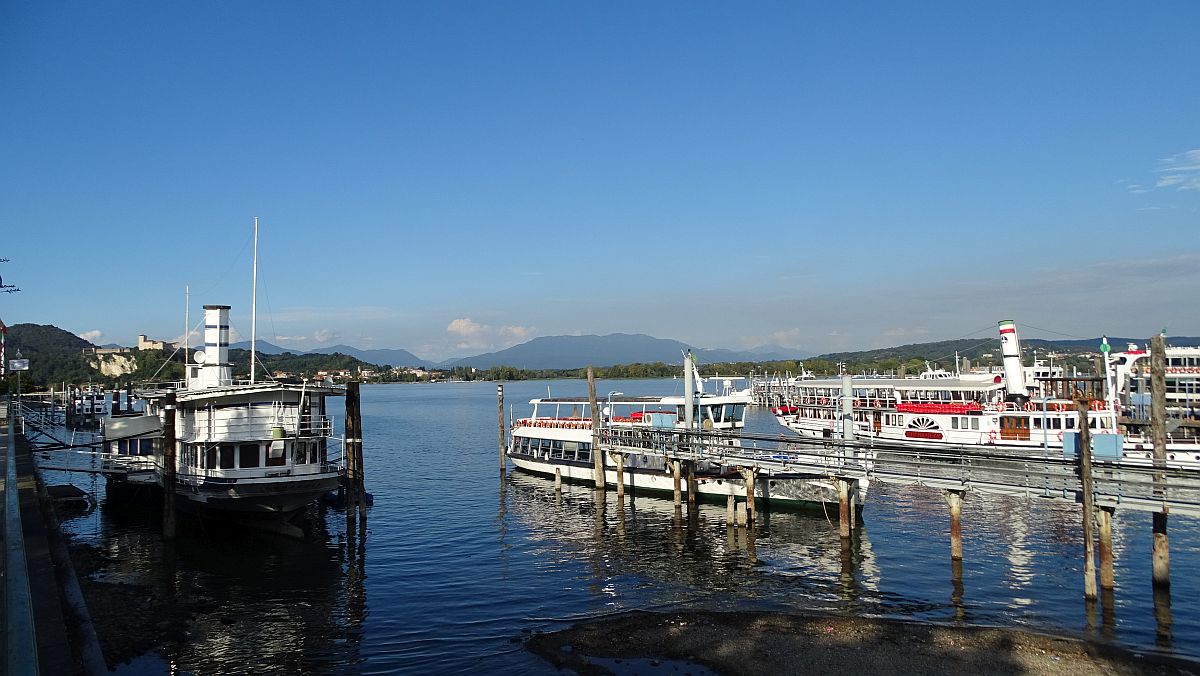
[837,479,851,539]
[1098,505,1115,590]
[162,390,177,540]
[611,453,625,499]
[497,384,506,475]
[554,467,562,492]
[672,460,682,508]
[587,366,604,489]
[1076,395,1098,601]
[685,460,697,509]
[726,494,735,526]
[1150,334,1170,589]
[740,468,756,524]
[945,489,964,561]
[735,501,747,527]
[344,381,366,518]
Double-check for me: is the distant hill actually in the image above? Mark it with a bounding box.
[3,323,105,387]
[229,340,292,355]
[228,340,431,367]
[812,336,1200,364]
[446,333,808,370]
[307,345,431,368]
[6,323,94,356]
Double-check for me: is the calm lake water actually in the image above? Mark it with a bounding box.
[50,379,1200,674]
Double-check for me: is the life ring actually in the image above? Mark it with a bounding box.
[1091,400,1106,411]
[820,398,828,406]
[1024,402,1035,412]
[995,401,1006,412]
[988,430,997,442]
[874,400,882,409]
[854,399,862,408]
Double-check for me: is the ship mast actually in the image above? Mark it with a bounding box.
[184,285,190,388]
[250,217,259,384]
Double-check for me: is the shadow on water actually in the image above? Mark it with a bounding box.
[61,479,369,674]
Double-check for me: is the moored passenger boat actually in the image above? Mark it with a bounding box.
[138,304,344,520]
[508,355,871,509]
[771,321,1200,468]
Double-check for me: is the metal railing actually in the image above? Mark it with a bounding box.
[4,395,40,674]
[597,425,1200,517]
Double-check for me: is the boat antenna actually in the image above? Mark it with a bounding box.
[184,285,190,388]
[251,216,259,384]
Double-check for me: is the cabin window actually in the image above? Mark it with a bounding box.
[971,419,979,431]
[564,441,580,459]
[219,445,235,469]
[206,446,217,469]
[266,440,287,467]
[951,418,959,430]
[239,443,259,468]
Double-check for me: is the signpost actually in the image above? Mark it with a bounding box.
[9,352,27,401]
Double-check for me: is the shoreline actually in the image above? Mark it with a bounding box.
[526,610,1199,675]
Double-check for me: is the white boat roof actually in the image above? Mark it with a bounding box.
[530,393,749,405]
[792,377,1005,392]
[142,382,345,402]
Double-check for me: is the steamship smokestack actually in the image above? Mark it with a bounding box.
[998,319,1027,403]
[198,304,233,389]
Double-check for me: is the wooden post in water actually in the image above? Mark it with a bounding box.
[162,390,177,540]
[1150,334,1170,589]
[726,494,735,526]
[837,479,851,539]
[497,384,506,475]
[740,467,756,524]
[587,367,604,489]
[344,381,364,516]
[554,467,562,492]
[685,461,697,509]
[1098,505,1116,590]
[352,381,368,517]
[944,489,964,560]
[735,501,747,527]
[672,460,682,508]
[1076,395,1098,601]
[610,452,625,499]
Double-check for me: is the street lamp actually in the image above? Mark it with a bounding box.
[605,391,623,422]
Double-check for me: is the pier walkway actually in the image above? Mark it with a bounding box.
[596,426,1200,517]
[3,398,107,675]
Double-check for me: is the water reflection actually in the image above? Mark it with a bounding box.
[57,476,367,674]
[503,471,881,614]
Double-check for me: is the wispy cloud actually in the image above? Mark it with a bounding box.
[1153,149,1200,192]
[78,329,103,343]
[446,317,535,350]
[882,327,930,339]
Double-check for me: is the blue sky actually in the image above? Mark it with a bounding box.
[1,2,1197,360]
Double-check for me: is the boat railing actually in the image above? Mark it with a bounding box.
[181,411,335,441]
[514,417,592,430]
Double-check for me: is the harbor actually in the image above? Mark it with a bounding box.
[3,372,1200,673]
[4,3,1200,673]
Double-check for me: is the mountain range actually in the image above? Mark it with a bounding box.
[231,334,801,369]
[12,323,1199,375]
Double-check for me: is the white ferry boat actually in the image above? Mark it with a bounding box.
[508,356,870,509]
[771,321,1200,467]
[137,304,344,519]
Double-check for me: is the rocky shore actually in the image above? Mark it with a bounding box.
[527,610,1198,676]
